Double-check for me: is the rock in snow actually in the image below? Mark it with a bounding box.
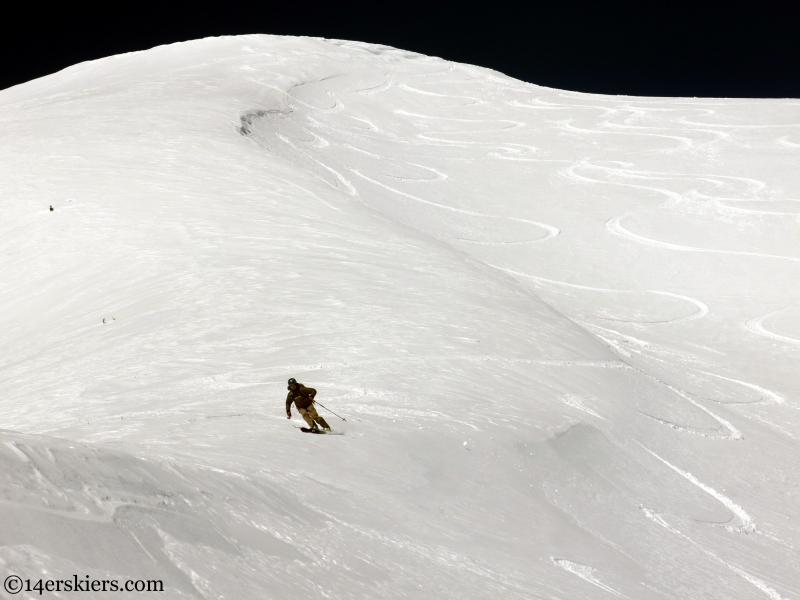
[0,35,798,598]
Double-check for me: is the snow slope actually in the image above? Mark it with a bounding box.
[0,35,798,599]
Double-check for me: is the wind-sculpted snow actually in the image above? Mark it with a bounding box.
[0,35,798,598]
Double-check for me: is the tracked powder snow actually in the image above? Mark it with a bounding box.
[0,35,798,598]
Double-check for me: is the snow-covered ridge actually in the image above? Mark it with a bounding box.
[0,35,798,598]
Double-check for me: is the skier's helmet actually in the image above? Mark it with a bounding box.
[288,378,297,386]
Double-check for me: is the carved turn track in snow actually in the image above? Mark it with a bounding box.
[745,306,800,347]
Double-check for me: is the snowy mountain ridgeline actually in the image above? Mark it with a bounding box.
[0,35,798,599]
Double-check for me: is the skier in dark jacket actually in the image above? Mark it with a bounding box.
[286,378,330,431]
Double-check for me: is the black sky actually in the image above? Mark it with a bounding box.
[1,0,798,97]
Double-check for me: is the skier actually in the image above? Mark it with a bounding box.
[286,378,330,432]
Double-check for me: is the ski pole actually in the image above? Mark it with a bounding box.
[313,400,346,421]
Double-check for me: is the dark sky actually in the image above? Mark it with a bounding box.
[1,0,798,97]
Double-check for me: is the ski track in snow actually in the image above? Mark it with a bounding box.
[568,161,770,203]
[384,163,450,183]
[733,409,800,441]
[689,190,800,217]
[347,167,561,241]
[579,330,746,440]
[640,508,788,600]
[492,266,709,324]
[582,320,789,415]
[394,109,525,131]
[745,306,800,347]
[698,370,787,405]
[356,74,393,96]
[557,395,607,421]
[777,135,800,149]
[561,161,800,263]
[252,356,631,376]
[556,118,696,150]
[552,558,627,598]
[640,444,756,533]
[656,392,742,440]
[606,214,800,263]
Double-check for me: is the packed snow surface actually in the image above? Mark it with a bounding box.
[0,35,798,599]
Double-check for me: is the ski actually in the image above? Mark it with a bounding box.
[293,425,344,435]
[300,427,326,434]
